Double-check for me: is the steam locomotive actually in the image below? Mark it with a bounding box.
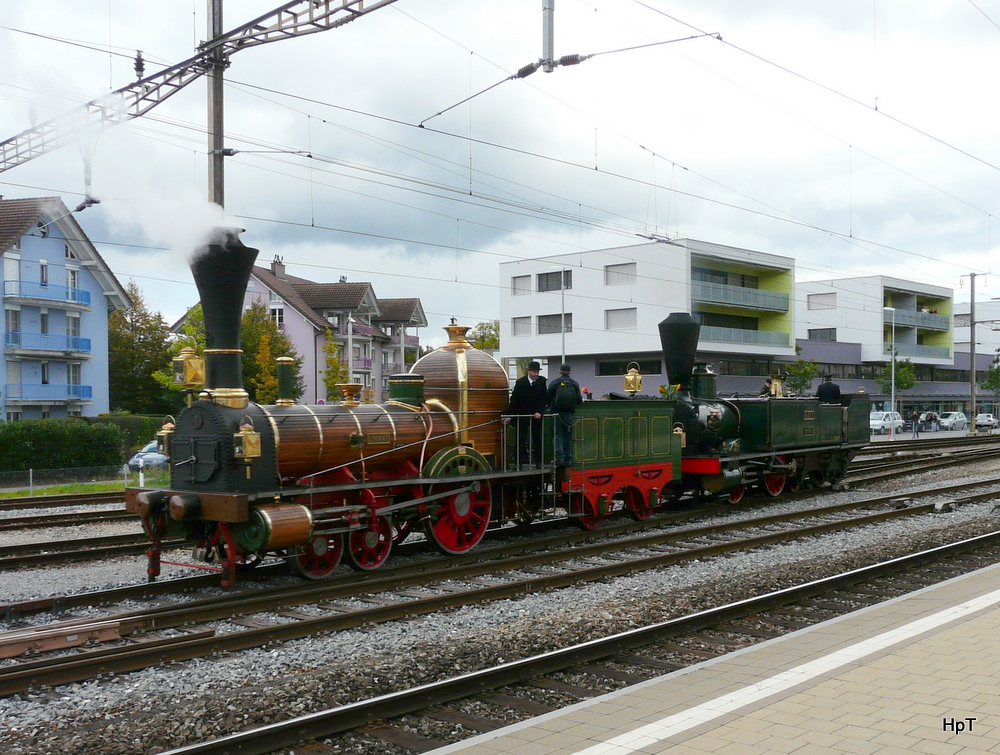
[125,230,869,585]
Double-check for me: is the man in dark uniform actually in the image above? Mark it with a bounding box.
[816,374,842,404]
[506,360,547,467]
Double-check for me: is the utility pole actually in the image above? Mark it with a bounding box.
[964,272,985,425]
[207,0,226,208]
[542,0,555,72]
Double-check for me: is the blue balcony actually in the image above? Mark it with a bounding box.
[4,280,91,305]
[692,282,789,313]
[5,383,93,401]
[883,342,951,360]
[5,332,91,353]
[883,309,950,331]
[700,325,790,347]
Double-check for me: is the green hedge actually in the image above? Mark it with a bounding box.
[90,414,164,455]
[0,419,126,471]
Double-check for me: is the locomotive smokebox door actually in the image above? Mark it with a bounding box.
[624,362,643,395]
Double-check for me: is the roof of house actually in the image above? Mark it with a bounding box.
[0,196,130,309]
[373,298,428,327]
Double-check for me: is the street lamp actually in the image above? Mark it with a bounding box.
[883,306,896,439]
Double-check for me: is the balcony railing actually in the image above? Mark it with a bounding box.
[700,325,790,347]
[5,383,93,400]
[388,333,420,347]
[883,342,951,360]
[4,280,91,305]
[348,358,373,370]
[883,309,950,331]
[5,332,91,353]
[692,281,789,313]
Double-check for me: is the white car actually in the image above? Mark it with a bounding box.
[938,412,968,431]
[869,411,904,435]
[975,413,999,429]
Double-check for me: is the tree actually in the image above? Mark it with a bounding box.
[979,353,1000,413]
[468,320,499,350]
[783,358,819,396]
[878,352,918,395]
[321,327,350,401]
[108,281,174,415]
[155,300,304,403]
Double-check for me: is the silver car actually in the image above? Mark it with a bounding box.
[938,412,968,431]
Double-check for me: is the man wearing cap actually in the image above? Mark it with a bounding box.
[507,360,547,468]
[546,363,583,467]
[816,374,842,404]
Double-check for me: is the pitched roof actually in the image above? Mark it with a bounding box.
[251,265,329,332]
[0,197,130,309]
[373,298,428,327]
[295,281,375,312]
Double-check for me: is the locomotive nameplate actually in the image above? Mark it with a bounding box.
[803,410,816,420]
[366,432,390,444]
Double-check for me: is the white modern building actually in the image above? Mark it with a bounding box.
[499,238,797,395]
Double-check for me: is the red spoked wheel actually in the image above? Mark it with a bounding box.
[727,484,746,504]
[576,493,605,530]
[623,486,654,521]
[424,482,492,555]
[762,456,787,497]
[347,516,392,571]
[290,532,344,579]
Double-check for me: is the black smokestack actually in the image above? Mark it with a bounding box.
[190,228,259,394]
[658,313,700,391]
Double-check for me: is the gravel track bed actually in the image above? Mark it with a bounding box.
[2,460,999,755]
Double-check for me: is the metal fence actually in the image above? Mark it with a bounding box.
[0,464,168,495]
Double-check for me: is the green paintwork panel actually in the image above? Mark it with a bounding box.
[736,395,870,451]
[574,399,679,470]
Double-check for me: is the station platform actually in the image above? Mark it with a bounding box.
[433,562,1000,754]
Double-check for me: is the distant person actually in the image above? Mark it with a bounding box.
[911,409,921,438]
[927,411,939,432]
[546,363,582,466]
[815,374,842,404]
[759,378,773,397]
[506,360,547,467]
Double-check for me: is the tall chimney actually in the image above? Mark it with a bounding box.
[190,228,259,407]
[658,313,701,391]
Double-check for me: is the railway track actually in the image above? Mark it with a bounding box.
[158,530,1000,755]
[2,478,998,698]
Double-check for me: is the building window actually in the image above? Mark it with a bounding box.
[5,309,20,344]
[65,243,77,259]
[67,315,80,339]
[605,307,637,330]
[67,407,82,417]
[511,316,531,336]
[695,312,758,330]
[41,407,50,419]
[12,238,20,251]
[6,412,21,422]
[597,359,662,376]
[538,313,571,334]
[604,262,636,286]
[807,292,837,310]
[537,270,571,293]
[270,307,284,329]
[39,261,48,286]
[66,267,78,291]
[67,363,81,385]
[808,328,837,341]
[40,310,49,335]
[511,275,531,295]
[41,361,49,385]
[692,266,758,289]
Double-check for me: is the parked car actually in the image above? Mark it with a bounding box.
[128,440,169,471]
[869,411,904,435]
[975,413,999,429]
[938,412,968,431]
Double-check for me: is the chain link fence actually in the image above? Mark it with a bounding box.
[0,465,170,495]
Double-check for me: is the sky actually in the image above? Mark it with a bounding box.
[1,0,998,346]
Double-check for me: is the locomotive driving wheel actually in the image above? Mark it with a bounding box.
[761,455,788,497]
[347,515,392,571]
[575,493,605,530]
[290,532,344,579]
[727,484,746,504]
[423,446,493,555]
[623,486,654,521]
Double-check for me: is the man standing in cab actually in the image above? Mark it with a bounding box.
[507,360,547,468]
[546,363,583,467]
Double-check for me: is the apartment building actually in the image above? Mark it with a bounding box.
[246,257,426,403]
[499,238,797,396]
[0,197,129,420]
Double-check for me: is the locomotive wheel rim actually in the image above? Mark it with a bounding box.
[424,483,492,555]
[727,484,746,504]
[291,532,344,579]
[623,486,653,521]
[348,516,393,571]
[763,455,788,497]
[576,493,604,530]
